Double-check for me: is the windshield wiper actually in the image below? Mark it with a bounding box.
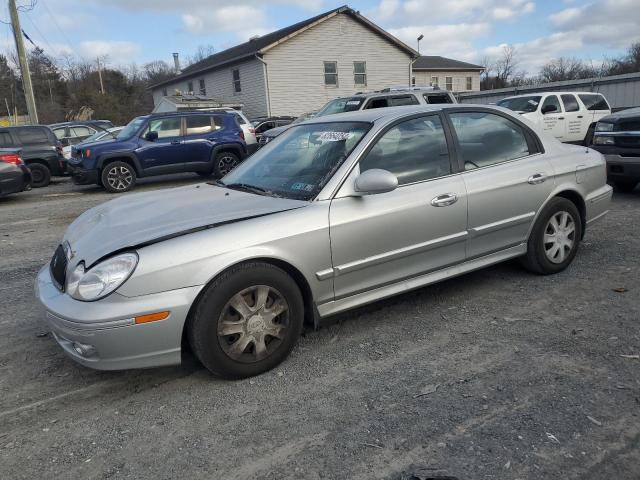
[224,182,274,197]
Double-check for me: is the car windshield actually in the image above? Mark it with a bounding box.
[291,112,316,124]
[219,121,370,200]
[497,96,541,113]
[117,117,146,140]
[83,129,118,143]
[316,98,364,117]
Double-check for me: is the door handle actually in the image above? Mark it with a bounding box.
[528,173,547,185]
[431,193,458,207]
[577,115,584,118]
[558,117,565,120]
[171,140,182,145]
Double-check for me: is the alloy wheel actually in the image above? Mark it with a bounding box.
[106,165,133,191]
[217,155,239,175]
[217,285,289,363]
[544,211,576,264]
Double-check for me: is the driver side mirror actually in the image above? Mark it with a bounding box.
[145,131,158,141]
[354,169,398,195]
[541,104,558,114]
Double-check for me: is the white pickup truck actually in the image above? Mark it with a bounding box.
[497,91,611,145]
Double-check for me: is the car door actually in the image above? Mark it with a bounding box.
[137,116,186,174]
[560,94,586,142]
[447,109,554,259]
[329,114,468,300]
[69,125,96,145]
[182,114,221,172]
[539,95,565,140]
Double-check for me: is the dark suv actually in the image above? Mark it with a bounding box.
[0,125,64,187]
[68,112,247,193]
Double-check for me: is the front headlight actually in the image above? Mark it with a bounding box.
[595,122,614,132]
[66,252,138,301]
[593,135,615,145]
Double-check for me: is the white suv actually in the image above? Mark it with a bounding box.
[497,92,611,145]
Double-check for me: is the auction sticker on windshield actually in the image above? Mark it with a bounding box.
[317,132,354,142]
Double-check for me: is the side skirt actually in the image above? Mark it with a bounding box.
[316,244,527,318]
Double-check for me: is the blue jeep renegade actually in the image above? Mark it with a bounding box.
[68,111,247,193]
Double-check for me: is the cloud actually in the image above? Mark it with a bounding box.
[389,23,491,60]
[79,40,142,64]
[182,5,267,35]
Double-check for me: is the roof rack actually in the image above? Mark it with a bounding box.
[379,85,441,93]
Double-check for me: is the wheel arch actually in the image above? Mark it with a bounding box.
[531,188,587,240]
[211,143,245,161]
[98,154,142,175]
[180,257,319,352]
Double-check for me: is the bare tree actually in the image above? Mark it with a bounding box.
[185,44,216,66]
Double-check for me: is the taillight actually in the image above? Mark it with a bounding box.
[83,149,91,158]
[239,131,245,140]
[0,153,23,165]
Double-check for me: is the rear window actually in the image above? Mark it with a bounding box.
[0,131,14,147]
[578,94,609,111]
[389,95,419,106]
[17,127,51,145]
[424,93,453,104]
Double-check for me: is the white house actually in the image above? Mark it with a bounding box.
[412,56,484,93]
[150,6,419,118]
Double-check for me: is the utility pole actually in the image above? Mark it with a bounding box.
[96,57,105,94]
[8,0,38,124]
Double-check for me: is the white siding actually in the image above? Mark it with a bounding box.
[152,58,268,118]
[264,13,413,116]
[413,70,481,92]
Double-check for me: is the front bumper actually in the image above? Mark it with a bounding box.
[591,146,640,183]
[67,163,99,185]
[35,265,202,370]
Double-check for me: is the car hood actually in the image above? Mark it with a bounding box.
[63,183,307,266]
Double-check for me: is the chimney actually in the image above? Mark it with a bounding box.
[172,53,181,73]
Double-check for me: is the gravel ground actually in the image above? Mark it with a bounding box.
[0,176,638,480]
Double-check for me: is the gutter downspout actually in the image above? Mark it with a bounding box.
[255,54,272,117]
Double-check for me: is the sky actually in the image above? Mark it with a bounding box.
[1,0,639,75]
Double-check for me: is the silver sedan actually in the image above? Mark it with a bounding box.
[36,105,612,378]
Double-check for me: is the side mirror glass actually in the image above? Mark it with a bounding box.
[145,131,159,141]
[354,168,398,195]
[541,104,558,114]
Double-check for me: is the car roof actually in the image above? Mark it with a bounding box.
[303,104,459,124]
[146,111,238,118]
[500,91,604,100]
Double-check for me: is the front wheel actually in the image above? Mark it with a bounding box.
[188,262,304,379]
[213,151,240,178]
[28,163,51,188]
[101,161,136,193]
[521,197,582,275]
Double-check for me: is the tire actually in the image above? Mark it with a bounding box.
[187,262,304,379]
[101,161,136,193]
[584,125,595,146]
[612,180,637,193]
[28,163,51,188]
[521,197,582,275]
[213,151,240,178]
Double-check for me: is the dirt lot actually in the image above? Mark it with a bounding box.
[0,176,638,480]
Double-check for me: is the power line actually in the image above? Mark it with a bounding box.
[39,0,75,54]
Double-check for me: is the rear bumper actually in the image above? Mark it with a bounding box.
[586,184,613,226]
[67,164,99,185]
[0,164,31,196]
[35,265,202,370]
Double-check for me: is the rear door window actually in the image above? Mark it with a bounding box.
[561,94,579,112]
[389,95,419,106]
[17,127,51,144]
[365,97,390,109]
[186,115,214,135]
[578,94,610,111]
[52,127,66,140]
[70,126,94,137]
[424,93,453,104]
[147,117,182,139]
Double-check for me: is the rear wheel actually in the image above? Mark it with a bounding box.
[188,262,304,379]
[213,151,240,178]
[28,163,51,188]
[521,197,582,275]
[101,161,136,193]
[612,180,637,193]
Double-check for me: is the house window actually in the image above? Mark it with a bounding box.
[232,69,241,93]
[466,76,473,90]
[199,79,206,95]
[411,76,416,86]
[324,61,338,86]
[187,81,194,93]
[353,61,366,86]
[445,77,453,91]
[431,76,438,87]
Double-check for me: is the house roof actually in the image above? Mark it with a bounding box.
[150,5,418,89]
[413,56,484,71]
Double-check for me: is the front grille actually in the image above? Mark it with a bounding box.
[616,136,640,147]
[618,121,640,132]
[50,244,68,291]
[258,136,270,146]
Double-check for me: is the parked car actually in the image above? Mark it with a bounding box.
[591,106,640,192]
[209,109,257,154]
[0,148,31,197]
[62,127,124,160]
[252,116,295,142]
[0,125,64,187]
[36,104,612,378]
[50,120,114,148]
[67,112,247,193]
[258,86,455,145]
[497,92,611,145]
